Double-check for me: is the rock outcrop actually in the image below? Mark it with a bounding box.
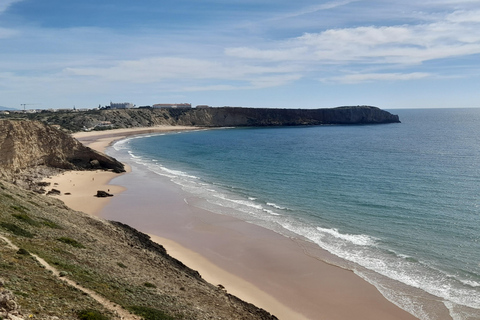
[0,120,125,182]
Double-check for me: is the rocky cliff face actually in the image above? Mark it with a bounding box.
[173,106,400,127]
[0,120,124,181]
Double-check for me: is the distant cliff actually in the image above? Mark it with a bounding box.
[0,120,125,182]
[4,106,400,132]
[172,106,400,127]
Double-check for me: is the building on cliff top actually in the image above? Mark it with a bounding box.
[152,103,191,109]
[110,102,135,109]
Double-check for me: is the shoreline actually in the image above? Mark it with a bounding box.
[45,126,419,320]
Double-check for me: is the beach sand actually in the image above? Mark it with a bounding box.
[45,126,419,320]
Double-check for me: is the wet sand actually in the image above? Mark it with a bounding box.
[46,126,419,320]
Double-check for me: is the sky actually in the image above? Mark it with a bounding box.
[1,0,480,110]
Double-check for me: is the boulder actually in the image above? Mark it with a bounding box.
[95,190,113,197]
[46,189,61,196]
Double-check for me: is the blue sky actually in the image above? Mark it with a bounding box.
[1,0,479,109]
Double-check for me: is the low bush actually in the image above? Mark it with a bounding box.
[16,248,30,255]
[127,306,175,320]
[39,218,62,229]
[57,237,85,248]
[12,213,40,226]
[143,282,157,288]
[77,309,110,320]
[0,222,34,238]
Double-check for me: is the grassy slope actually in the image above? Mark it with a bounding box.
[0,180,276,320]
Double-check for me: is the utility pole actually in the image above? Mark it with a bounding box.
[20,103,40,111]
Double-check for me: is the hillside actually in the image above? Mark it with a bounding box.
[1,106,400,132]
[0,180,277,320]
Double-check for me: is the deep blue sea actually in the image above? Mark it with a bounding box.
[110,108,480,320]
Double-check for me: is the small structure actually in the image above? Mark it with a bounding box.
[110,102,135,109]
[196,105,211,109]
[152,103,191,109]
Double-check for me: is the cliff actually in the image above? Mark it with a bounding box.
[3,106,400,132]
[172,106,400,127]
[0,120,125,183]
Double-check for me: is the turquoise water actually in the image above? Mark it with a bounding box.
[110,108,480,319]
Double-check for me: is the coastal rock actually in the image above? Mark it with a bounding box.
[0,120,125,183]
[96,190,113,197]
[0,288,18,313]
[47,189,61,196]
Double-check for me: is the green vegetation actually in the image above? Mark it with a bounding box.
[0,222,34,238]
[39,217,63,229]
[57,237,85,248]
[16,248,30,255]
[77,309,111,320]
[10,204,29,212]
[12,213,40,226]
[127,306,175,320]
[143,282,157,288]
[117,262,127,269]
[1,193,14,200]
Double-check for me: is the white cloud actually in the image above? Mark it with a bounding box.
[64,57,303,89]
[326,72,431,84]
[0,0,23,14]
[269,0,359,21]
[227,9,480,67]
[0,27,17,38]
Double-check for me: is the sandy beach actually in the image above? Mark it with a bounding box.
[45,126,419,320]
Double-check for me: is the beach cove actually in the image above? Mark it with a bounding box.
[43,125,420,320]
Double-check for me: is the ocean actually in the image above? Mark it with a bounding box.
[108,108,480,320]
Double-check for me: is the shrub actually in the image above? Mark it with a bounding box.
[127,306,175,320]
[0,222,34,238]
[57,237,85,248]
[1,193,14,200]
[143,282,157,288]
[12,213,39,226]
[39,218,62,229]
[117,262,127,269]
[10,205,29,213]
[77,309,110,320]
[16,248,30,255]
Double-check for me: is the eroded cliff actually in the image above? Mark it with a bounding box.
[0,120,124,182]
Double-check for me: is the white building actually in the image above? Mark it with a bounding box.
[152,103,191,109]
[110,102,135,109]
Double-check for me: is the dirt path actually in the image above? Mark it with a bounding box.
[0,235,140,320]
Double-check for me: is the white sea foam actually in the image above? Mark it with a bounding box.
[262,208,281,216]
[127,151,141,159]
[316,226,377,246]
[159,166,199,180]
[266,202,287,210]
